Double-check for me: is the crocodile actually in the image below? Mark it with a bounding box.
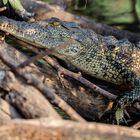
[0,16,140,116]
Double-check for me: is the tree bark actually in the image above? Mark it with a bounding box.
[0,118,139,140]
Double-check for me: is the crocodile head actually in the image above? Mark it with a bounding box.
[0,16,83,59]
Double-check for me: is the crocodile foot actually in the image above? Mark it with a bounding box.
[113,88,140,124]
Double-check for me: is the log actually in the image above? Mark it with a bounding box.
[0,118,139,140]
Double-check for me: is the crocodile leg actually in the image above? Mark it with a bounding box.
[113,84,140,123]
[114,87,140,109]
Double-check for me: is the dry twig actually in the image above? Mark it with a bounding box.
[45,56,117,100]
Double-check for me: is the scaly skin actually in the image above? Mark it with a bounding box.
[0,16,140,111]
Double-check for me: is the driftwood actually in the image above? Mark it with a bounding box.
[20,0,140,43]
[0,118,139,140]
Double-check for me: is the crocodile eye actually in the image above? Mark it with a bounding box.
[71,48,78,53]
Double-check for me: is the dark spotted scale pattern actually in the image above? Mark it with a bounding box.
[0,16,140,110]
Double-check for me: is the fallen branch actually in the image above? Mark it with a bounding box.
[46,56,117,100]
[0,118,139,140]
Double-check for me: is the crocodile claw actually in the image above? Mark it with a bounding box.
[114,108,131,124]
[113,89,140,124]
